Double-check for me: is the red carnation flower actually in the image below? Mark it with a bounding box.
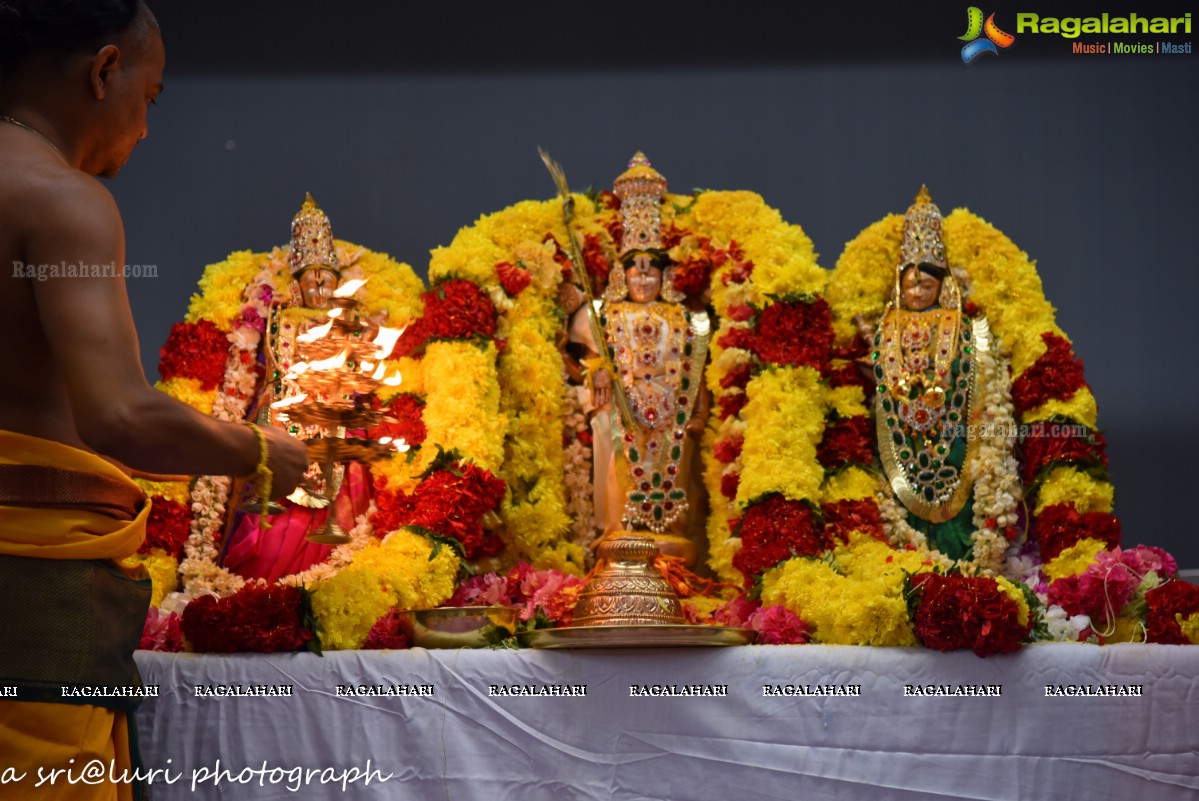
[1033,503,1121,562]
[817,416,874,470]
[1145,580,1199,644]
[717,325,755,352]
[720,471,740,500]
[1011,333,1088,415]
[719,363,753,391]
[751,298,834,372]
[581,233,611,285]
[399,463,507,560]
[140,497,193,558]
[821,499,885,544]
[714,435,744,465]
[717,392,749,421]
[362,608,412,650]
[388,319,427,359]
[158,319,231,390]
[727,304,755,323]
[368,393,427,449]
[733,494,826,584]
[496,261,532,296]
[181,584,314,653]
[424,279,498,341]
[911,573,1030,657]
[826,361,875,397]
[1020,425,1108,485]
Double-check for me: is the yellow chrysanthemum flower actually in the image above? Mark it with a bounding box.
[120,551,179,608]
[310,529,459,650]
[994,575,1031,628]
[737,366,825,506]
[1043,538,1109,582]
[1034,467,1115,515]
[822,466,882,504]
[155,377,218,416]
[1177,611,1199,645]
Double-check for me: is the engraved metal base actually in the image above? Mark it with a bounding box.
[519,624,755,649]
[571,532,685,627]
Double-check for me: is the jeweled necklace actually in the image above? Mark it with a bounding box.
[0,115,68,163]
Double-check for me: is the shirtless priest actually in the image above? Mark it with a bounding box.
[0,2,307,799]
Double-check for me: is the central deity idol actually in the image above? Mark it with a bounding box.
[579,153,711,563]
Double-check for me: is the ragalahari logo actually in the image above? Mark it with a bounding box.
[959,7,1016,62]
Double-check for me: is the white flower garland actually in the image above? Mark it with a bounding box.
[562,384,597,558]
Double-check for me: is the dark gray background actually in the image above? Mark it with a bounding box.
[111,3,1198,566]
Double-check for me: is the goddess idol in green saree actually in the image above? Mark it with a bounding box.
[862,188,1002,561]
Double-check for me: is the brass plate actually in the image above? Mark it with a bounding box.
[518,624,755,649]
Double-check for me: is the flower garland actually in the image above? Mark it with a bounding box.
[394,198,586,574]
[658,192,830,586]
[760,533,926,646]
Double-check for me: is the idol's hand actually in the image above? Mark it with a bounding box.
[852,314,874,346]
[592,368,613,409]
[261,426,309,499]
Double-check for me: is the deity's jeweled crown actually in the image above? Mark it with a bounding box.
[898,185,948,275]
[614,151,667,257]
[289,193,339,277]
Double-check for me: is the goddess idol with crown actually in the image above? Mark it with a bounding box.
[856,187,1020,566]
[220,196,372,581]
[572,153,711,565]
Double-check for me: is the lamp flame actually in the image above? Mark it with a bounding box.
[297,320,334,343]
[270,393,309,409]
[333,278,368,298]
[372,326,403,359]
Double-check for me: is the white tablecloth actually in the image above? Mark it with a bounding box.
[134,643,1199,801]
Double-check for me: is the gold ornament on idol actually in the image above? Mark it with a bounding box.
[871,186,983,523]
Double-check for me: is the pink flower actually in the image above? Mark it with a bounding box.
[447,573,510,607]
[139,608,184,652]
[747,605,810,645]
[711,596,760,628]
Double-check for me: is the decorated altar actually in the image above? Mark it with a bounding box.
[126,157,1199,661]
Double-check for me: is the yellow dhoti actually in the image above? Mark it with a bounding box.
[0,430,150,801]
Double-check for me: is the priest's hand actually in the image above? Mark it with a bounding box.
[260,427,309,499]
